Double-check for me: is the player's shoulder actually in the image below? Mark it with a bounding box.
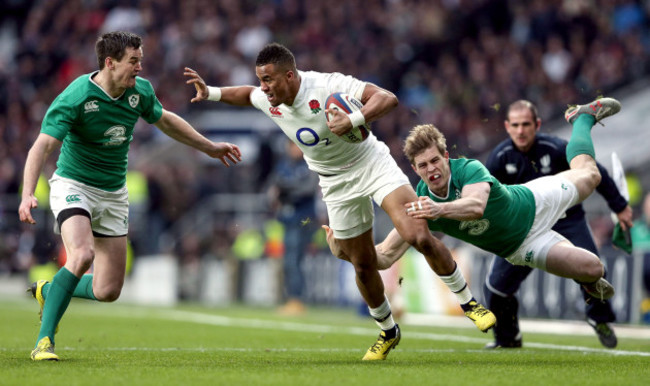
[134,76,155,94]
[300,70,341,88]
[451,157,481,168]
[53,73,94,107]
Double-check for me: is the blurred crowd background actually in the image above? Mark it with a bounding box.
[1,0,650,310]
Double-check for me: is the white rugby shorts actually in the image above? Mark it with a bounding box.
[49,174,129,236]
[505,175,578,269]
[319,148,409,239]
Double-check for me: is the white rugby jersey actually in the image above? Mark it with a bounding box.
[250,70,385,175]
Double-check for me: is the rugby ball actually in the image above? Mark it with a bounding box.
[324,93,371,143]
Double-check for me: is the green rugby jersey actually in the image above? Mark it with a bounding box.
[416,158,536,257]
[41,72,163,191]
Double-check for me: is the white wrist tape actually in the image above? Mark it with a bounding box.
[207,86,222,101]
[348,110,366,128]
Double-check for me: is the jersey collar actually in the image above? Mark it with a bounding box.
[89,71,126,101]
[428,170,452,200]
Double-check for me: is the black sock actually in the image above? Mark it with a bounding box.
[382,324,398,339]
[460,297,477,312]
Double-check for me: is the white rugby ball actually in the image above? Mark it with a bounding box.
[324,93,371,143]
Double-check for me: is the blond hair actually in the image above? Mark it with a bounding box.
[403,124,447,165]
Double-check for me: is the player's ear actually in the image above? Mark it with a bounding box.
[535,118,542,131]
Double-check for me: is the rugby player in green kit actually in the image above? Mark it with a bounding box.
[19,31,242,361]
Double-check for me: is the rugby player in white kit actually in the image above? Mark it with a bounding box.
[184,43,495,360]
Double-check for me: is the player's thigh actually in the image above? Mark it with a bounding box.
[545,240,601,279]
[92,236,128,293]
[60,214,96,275]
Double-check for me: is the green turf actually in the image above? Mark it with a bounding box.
[1,297,649,385]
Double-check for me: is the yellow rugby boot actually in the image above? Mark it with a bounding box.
[31,337,59,361]
[464,301,496,333]
[362,325,401,361]
[28,280,59,334]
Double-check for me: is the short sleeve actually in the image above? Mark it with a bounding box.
[41,96,77,141]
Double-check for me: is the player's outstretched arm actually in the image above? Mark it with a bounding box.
[183,67,255,106]
[154,109,242,167]
[375,228,411,270]
[321,225,409,270]
[19,133,62,224]
[406,182,490,221]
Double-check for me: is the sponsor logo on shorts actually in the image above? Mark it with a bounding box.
[525,251,533,263]
[66,194,81,203]
[561,183,568,191]
[84,100,99,113]
[123,216,128,227]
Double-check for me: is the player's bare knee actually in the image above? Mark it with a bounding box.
[95,286,122,302]
[352,259,378,276]
[400,229,429,252]
[588,165,601,189]
[588,260,604,280]
[66,247,95,274]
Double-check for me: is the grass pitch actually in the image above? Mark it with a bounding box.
[1,296,649,385]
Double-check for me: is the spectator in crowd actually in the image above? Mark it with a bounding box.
[2,0,650,284]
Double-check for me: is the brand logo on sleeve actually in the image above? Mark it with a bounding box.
[84,100,99,113]
[269,107,282,117]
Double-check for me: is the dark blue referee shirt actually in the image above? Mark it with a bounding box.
[485,133,628,225]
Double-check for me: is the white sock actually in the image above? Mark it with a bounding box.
[368,296,396,331]
[439,264,473,305]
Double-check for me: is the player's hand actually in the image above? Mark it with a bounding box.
[206,142,242,167]
[405,196,443,220]
[184,67,210,103]
[325,108,353,136]
[321,225,349,262]
[18,195,39,224]
[616,205,634,231]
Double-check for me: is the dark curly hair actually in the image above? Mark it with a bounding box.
[255,43,296,72]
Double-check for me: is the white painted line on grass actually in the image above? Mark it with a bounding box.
[127,308,650,357]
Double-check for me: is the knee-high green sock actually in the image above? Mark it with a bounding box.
[36,268,79,346]
[72,274,97,300]
[566,114,597,163]
[40,274,97,301]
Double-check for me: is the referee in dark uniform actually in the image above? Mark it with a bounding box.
[483,100,633,349]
